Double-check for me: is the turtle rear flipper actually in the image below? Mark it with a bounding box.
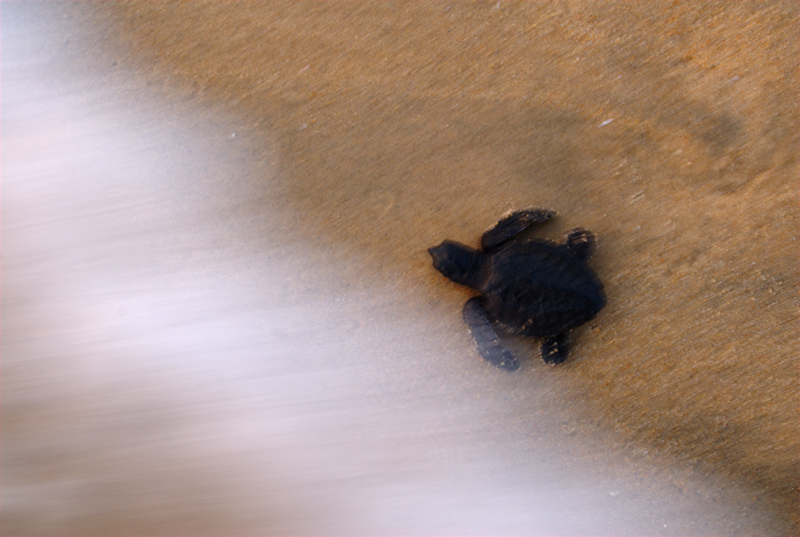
[541,332,569,365]
[481,208,556,252]
[462,297,519,371]
[565,227,597,261]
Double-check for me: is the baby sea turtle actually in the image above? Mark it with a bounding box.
[428,208,606,371]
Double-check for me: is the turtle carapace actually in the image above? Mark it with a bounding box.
[428,208,606,371]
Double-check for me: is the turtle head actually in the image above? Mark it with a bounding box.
[428,240,484,289]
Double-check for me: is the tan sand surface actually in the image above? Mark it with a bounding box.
[3,1,798,534]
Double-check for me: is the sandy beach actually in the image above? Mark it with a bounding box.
[3,1,798,534]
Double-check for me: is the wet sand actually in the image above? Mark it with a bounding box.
[3,1,798,535]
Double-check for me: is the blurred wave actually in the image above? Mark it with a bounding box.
[1,3,790,535]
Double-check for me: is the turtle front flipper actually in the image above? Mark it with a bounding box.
[462,297,520,371]
[541,332,569,365]
[565,227,597,261]
[481,208,556,252]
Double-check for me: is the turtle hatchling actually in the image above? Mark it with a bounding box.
[428,208,606,371]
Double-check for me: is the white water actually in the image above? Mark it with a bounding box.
[1,5,779,535]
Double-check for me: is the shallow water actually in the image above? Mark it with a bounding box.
[3,2,798,535]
